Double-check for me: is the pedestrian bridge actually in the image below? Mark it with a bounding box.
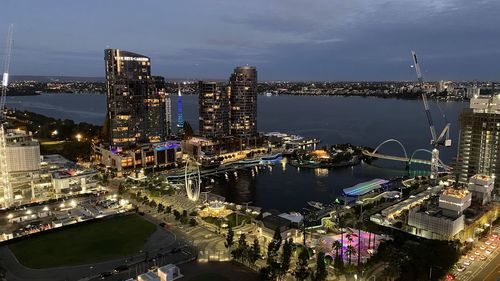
[362,139,452,170]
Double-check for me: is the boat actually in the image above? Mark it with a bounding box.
[307,201,324,210]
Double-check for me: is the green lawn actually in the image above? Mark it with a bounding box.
[187,273,231,281]
[9,214,156,268]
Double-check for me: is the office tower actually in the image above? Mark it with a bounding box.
[164,91,172,137]
[177,85,184,133]
[456,95,500,193]
[198,81,229,138]
[104,49,169,146]
[228,66,258,137]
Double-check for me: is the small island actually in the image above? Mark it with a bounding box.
[289,143,372,168]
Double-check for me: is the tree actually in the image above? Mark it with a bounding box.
[157,203,164,213]
[261,228,283,281]
[232,233,248,262]
[249,238,261,265]
[225,226,234,250]
[165,205,172,216]
[332,240,342,259]
[294,248,310,281]
[280,238,293,278]
[346,245,356,265]
[323,219,333,231]
[173,210,181,220]
[312,252,327,281]
[149,200,157,208]
[189,218,197,226]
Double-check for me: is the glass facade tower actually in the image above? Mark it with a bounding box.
[104,49,170,146]
[198,81,229,138]
[228,66,258,137]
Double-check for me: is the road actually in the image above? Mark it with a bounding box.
[454,225,500,281]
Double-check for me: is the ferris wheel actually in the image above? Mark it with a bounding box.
[184,157,201,201]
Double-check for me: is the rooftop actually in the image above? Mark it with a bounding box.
[441,188,470,199]
[344,178,389,196]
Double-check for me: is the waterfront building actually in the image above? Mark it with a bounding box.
[198,81,229,138]
[467,174,494,205]
[177,85,184,133]
[93,141,182,175]
[228,66,258,137]
[104,49,170,146]
[456,95,500,194]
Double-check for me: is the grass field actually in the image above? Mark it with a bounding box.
[187,273,231,281]
[9,214,156,268]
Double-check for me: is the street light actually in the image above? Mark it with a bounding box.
[76,133,82,142]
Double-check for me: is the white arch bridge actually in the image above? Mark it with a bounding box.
[362,139,452,171]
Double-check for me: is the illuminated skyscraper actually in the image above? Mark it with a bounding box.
[104,49,170,146]
[228,66,257,137]
[198,81,229,138]
[456,95,500,193]
[177,85,184,132]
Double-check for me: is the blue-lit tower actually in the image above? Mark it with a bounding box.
[177,84,184,132]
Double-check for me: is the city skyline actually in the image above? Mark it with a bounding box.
[1,0,500,81]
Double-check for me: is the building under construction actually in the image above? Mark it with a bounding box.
[456,95,500,194]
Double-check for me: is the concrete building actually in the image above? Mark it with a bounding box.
[198,81,229,138]
[104,49,171,146]
[229,66,258,137]
[456,95,500,194]
[408,206,465,240]
[157,264,183,281]
[438,188,472,218]
[137,272,160,281]
[467,174,494,205]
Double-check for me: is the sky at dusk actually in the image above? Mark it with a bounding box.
[1,0,499,81]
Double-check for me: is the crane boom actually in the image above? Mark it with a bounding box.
[411,50,423,86]
[1,24,13,119]
[0,24,13,207]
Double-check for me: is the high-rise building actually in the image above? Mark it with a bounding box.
[456,95,500,194]
[228,66,257,137]
[104,49,170,146]
[198,81,229,138]
[177,85,184,132]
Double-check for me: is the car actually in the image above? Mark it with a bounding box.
[480,245,486,250]
[480,255,486,261]
[113,265,129,273]
[159,222,166,227]
[469,255,475,261]
[456,265,465,272]
[463,260,471,266]
[485,240,492,245]
[490,244,497,249]
[485,249,492,255]
[474,250,481,256]
[99,271,113,279]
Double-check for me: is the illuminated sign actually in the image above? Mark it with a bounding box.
[119,56,149,62]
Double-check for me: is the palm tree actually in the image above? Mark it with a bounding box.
[338,216,346,258]
[332,240,342,259]
[346,233,353,245]
[345,245,356,265]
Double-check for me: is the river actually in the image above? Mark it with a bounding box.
[6,93,468,211]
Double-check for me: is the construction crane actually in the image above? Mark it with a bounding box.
[0,24,14,207]
[410,50,451,181]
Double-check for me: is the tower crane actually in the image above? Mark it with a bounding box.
[0,24,14,207]
[410,50,451,181]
